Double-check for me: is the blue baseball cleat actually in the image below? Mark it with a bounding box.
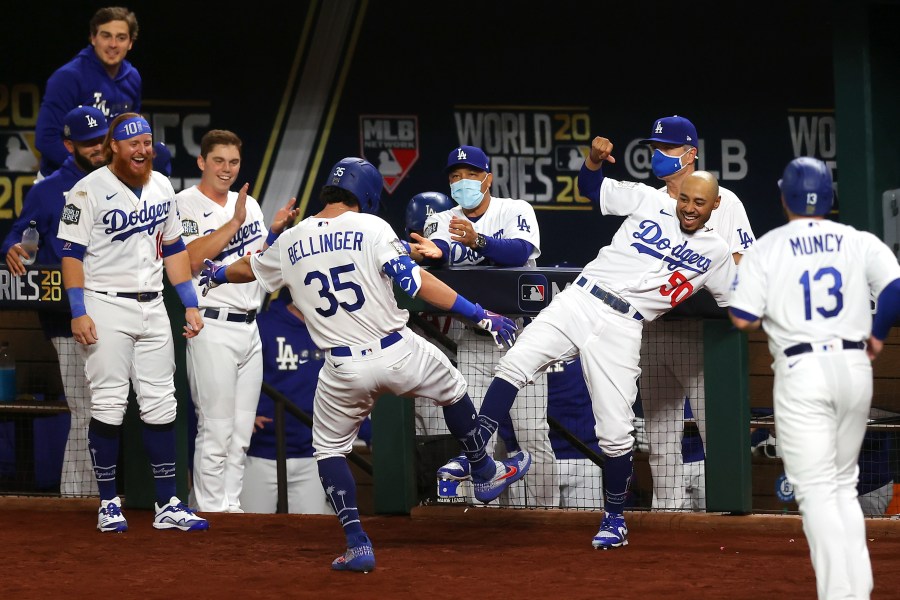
[332,535,376,573]
[473,450,531,503]
[153,497,209,531]
[592,512,628,549]
[97,497,128,533]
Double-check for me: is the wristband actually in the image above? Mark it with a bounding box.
[450,294,479,321]
[266,229,279,246]
[175,280,199,308]
[67,287,87,318]
[400,240,411,254]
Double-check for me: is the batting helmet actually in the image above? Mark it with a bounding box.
[779,157,833,217]
[325,157,383,214]
[404,191,453,238]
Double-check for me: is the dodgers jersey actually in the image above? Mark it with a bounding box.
[659,184,755,255]
[581,177,735,321]
[729,218,900,357]
[57,167,182,292]
[250,211,409,350]
[177,186,265,311]
[422,196,540,266]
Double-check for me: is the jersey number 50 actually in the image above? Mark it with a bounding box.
[304,263,366,317]
[799,267,843,320]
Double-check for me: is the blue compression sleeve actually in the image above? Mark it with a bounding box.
[266,229,279,246]
[872,278,900,340]
[67,287,86,318]
[480,238,533,266]
[432,240,451,265]
[577,163,605,207]
[175,280,199,308]
[450,294,480,321]
[161,238,186,257]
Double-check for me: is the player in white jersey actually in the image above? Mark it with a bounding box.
[198,157,527,572]
[469,135,735,550]
[58,113,208,533]
[410,145,558,507]
[729,157,900,599]
[601,115,755,511]
[176,129,298,513]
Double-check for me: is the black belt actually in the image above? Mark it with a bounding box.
[331,331,402,357]
[576,277,643,321]
[203,308,257,324]
[97,291,160,302]
[784,340,865,357]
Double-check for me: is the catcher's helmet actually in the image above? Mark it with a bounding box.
[779,157,833,217]
[325,157,383,214]
[404,191,453,238]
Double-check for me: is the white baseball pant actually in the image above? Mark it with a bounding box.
[240,455,333,514]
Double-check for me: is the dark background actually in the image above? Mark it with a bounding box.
[0,1,847,266]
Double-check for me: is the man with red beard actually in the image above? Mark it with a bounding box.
[2,106,109,497]
[57,112,208,533]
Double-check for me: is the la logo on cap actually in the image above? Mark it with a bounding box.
[457,148,467,160]
[86,115,98,128]
[655,121,663,133]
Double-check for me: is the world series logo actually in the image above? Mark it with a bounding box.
[0,267,65,304]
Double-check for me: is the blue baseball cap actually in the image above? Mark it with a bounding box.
[445,145,490,173]
[639,115,698,148]
[63,106,109,142]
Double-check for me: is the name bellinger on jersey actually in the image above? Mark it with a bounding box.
[288,230,365,265]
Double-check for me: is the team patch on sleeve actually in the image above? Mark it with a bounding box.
[182,219,200,236]
[424,222,438,237]
[61,204,81,225]
[390,238,409,255]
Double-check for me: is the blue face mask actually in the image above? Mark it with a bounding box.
[450,174,488,209]
[651,148,692,178]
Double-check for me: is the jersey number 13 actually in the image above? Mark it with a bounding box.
[799,267,843,320]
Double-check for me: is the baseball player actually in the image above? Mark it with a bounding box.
[199,157,528,572]
[35,7,141,178]
[729,157,900,599]
[413,145,559,508]
[57,113,208,533]
[240,288,333,514]
[176,129,298,513]
[2,106,109,496]
[586,115,755,511]
[469,135,735,549]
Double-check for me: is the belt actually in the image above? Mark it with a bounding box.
[784,339,865,357]
[576,277,643,321]
[331,331,402,357]
[97,291,160,302]
[202,308,257,324]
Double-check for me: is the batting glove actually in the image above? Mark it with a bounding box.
[199,258,229,297]
[473,303,518,349]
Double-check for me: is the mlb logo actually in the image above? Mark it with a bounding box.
[360,115,420,194]
[518,274,549,313]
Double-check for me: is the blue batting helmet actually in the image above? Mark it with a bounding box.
[325,157,383,214]
[404,191,453,238]
[779,157,833,217]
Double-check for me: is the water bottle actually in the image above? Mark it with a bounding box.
[0,342,15,403]
[21,220,39,266]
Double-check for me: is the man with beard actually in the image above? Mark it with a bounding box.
[2,106,109,497]
[57,112,208,533]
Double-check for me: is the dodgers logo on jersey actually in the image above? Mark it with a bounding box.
[216,221,263,259]
[738,227,754,249]
[517,215,531,232]
[61,204,81,225]
[103,201,172,242]
[631,219,713,273]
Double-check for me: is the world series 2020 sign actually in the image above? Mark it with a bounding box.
[0,266,67,310]
[452,105,593,210]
